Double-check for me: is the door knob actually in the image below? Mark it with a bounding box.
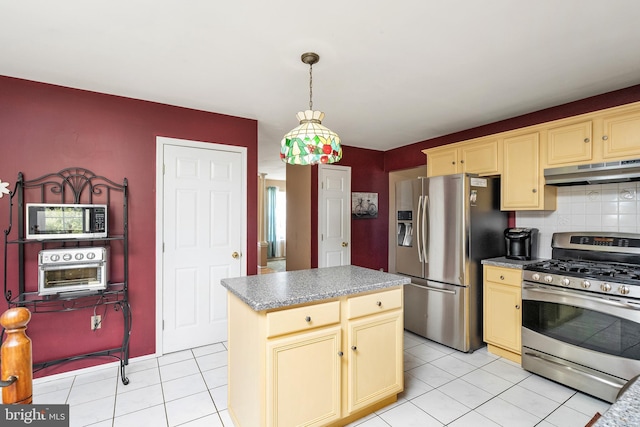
[342,242,348,247]
[232,252,240,259]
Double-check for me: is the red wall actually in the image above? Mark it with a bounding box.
[311,147,388,271]
[0,76,258,376]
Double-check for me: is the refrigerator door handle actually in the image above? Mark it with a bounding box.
[416,195,423,262]
[423,195,429,263]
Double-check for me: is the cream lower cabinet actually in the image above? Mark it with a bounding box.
[228,286,403,427]
[267,325,342,427]
[483,265,522,364]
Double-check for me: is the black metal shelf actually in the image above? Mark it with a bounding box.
[6,235,125,245]
[2,168,130,385]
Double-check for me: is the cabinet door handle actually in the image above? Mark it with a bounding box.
[602,135,609,141]
[584,138,590,143]
[232,252,240,259]
[305,316,311,322]
[460,160,464,164]
[500,275,505,280]
[338,351,344,357]
[351,346,357,351]
[376,301,382,307]
[515,305,520,310]
[532,188,537,193]
[451,161,456,165]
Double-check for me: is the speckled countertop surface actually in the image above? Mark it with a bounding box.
[594,378,640,426]
[481,256,548,269]
[220,265,410,311]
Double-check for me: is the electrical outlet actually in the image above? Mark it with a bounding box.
[91,315,101,330]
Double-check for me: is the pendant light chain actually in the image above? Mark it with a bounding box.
[308,62,313,110]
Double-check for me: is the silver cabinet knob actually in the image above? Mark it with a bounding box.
[602,135,609,141]
[305,316,311,322]
[532,188,537,193]
[376,301,382,307]
[338,351,344,357]
[584,138,590,143]
[500,275,505,280]
[515,305,520,310]
[351,346,357,351]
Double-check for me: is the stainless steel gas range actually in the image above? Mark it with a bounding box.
[521,232,640,403]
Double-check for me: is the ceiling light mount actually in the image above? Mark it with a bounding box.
[280,52,342,166]
[300,52,319,66]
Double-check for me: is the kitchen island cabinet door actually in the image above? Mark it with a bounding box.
[346,310,403,414]
[483,265,522,363]
[266,326,342,427]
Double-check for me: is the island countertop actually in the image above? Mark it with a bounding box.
[220,265,411,311]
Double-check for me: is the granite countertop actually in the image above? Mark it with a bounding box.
[481,256,548,269]
[594,377,640,426]
[220,265,410,311]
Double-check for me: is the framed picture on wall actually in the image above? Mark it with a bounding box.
[352,192,378,219]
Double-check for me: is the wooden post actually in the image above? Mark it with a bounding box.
[0,307,32,404]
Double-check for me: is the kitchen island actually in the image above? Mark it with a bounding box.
[220,265,410,427]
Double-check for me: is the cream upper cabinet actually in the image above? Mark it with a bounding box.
[599,108,640,160]
[546,120,593,166]
[501,132,556,210]
[483,265,522,364]
[425,146,459,176]
[424,138,501,177]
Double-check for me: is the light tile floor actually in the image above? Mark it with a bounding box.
[32,331,611,427]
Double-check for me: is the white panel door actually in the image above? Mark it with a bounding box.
[318,165,351,267]
[161,142,244,353]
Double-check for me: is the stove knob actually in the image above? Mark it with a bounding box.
[544,275,553,283]
[532,273,540,281]
[63,253,72,261]
[87,252,96,260]
[581,280,591,289]
[619,285,630,295]
[75,253,84,260]
[50,254,60,262]
[561,278,571,286]
[601,283,611,292]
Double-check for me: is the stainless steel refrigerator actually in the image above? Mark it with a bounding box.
[396,174,507,352]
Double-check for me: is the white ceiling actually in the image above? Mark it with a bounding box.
[2,1,640,180]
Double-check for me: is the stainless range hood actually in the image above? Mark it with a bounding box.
[545,158,640,186]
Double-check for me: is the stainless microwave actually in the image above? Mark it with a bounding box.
[26,203,108,240]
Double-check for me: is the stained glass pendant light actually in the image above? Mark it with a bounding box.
[280,52,342,165]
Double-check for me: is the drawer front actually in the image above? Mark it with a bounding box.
[266,300,340,338]
[485,266,522,286]
[347,288,402,319]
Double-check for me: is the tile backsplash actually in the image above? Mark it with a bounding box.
[515,182,640,259]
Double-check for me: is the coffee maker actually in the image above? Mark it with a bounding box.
[504,228,538,260]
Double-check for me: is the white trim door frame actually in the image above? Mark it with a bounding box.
[155,136,247,356]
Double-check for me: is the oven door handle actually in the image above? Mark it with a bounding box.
[523,284,640,311]
[522,351,625,389]
[40,262,103,271]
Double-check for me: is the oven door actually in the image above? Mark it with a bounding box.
[38,262,107,295]
[521,282,640,402]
